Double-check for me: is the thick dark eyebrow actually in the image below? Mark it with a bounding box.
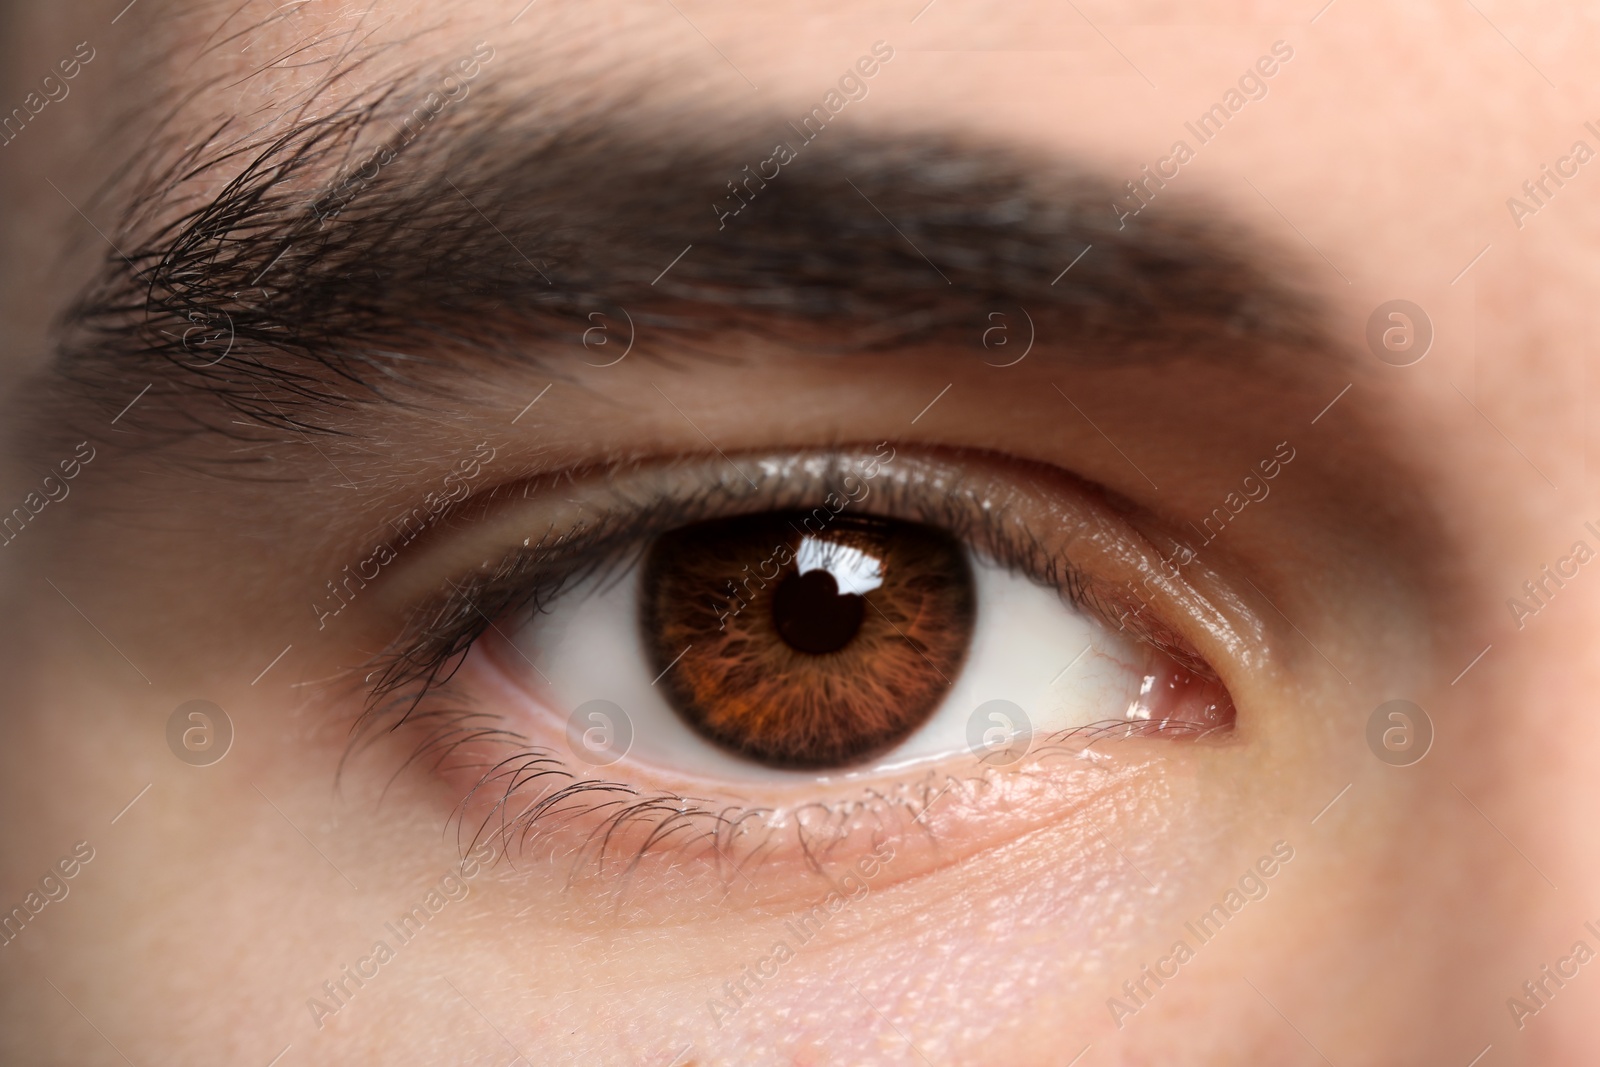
[45,68,1331,441]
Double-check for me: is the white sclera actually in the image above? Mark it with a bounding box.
[508,552,1153,784]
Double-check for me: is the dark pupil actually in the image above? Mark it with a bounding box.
[771,569,865,655]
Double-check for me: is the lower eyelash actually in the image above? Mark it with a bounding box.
[344,669,1222,894]
[348,667,925,888]
[349,679,761,878]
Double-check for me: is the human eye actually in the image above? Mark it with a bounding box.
[353,443,1247,897]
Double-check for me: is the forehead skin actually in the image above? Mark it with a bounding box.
[3,1,1600,1065]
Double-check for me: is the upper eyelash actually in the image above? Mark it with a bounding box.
[357,447,1110,725]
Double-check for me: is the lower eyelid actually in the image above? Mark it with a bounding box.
[362,633,1194,909]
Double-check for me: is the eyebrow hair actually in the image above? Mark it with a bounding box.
[44,61,1331,443]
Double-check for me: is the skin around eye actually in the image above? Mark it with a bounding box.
[355,446,1255,901]
[641,512,977,770]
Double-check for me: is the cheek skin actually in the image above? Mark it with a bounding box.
[437,767,1200,1064]
[401,637,1224,922]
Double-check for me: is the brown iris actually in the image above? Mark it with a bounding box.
[640,511,976,769]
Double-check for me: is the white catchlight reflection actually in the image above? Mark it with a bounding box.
[794,537,883,595]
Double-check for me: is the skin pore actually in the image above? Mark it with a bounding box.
[3,1,1600,1064]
